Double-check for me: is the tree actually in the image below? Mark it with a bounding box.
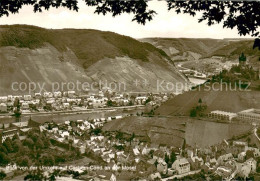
[13,97,21,121]
[68,139,73,151]
[3,137,13,153]
[164,153,170,165]
[0,145,7,154]
[107,100,113,107]
[41,154,55,166]
[190,107,197,117]
[198,98,202,105]
[90,128,102,136]
[0,171,6,180]
[170,151,176,164]
[149,150,154,158]
[128,100,134,106]
[145,97,152,105]
[0,1,259,47]
[18,146,31,157]
[24,169,45,181]
[17,156,30,167]
[239,53,247,62]
[182,139,186,156]
[12,139,23,153]
[30,133,40,143]
[42,137,51,148]
[35,139,44,150]
[254,38,260,50]
[115,131,124,140]
[154,159,158,167]
[48,170,61,181]
[23,138,34,149]
[0,152,10,166]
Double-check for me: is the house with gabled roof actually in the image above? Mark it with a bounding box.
[172,158,190,175]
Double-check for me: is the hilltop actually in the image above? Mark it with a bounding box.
[155,84,260,116]
[141,38,260,61]
[141,38,260,74]
[0,25,187,95]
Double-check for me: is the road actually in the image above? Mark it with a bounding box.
[254,127,260,141]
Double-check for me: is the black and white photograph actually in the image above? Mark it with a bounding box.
[0,0,260,180]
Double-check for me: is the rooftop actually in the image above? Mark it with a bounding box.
[238,108,260,116]
[210,110,237,117]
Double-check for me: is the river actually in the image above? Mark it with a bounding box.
[0,107,144,127]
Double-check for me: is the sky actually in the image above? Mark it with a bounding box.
[0,0,252,39]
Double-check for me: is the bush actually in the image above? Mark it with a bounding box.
[190,108,197,117]
[0,171,6,180]
[17,156,30,167]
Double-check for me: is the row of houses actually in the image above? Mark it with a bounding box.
[208,108,260,123]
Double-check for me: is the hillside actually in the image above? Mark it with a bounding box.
[155,84,260,116]
[141,38,260,61]
[103,116,252,148]
[141,38,260,74]
[0,25,187,95]
[103,116,185,148]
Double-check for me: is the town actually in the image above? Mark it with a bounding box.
[0,89,170,115]
[0,1,260,180]
[0,89,260,180]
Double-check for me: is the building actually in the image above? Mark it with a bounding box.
[92,99,106,108]
[238,158,257,178]
[231,141,247,156]
[237,109,260,123]
[63,103,70,109]
[43,92,53,98]
[68,91,76,98]
[215,166,232,179]
[208,110,237,121]
[0,128,18,143]
[0,96,8,103]
[217,153,234,165]
[54,91,62,98]
[7,95,12,101]
[21,102,30,110]
[135,96,148,105]
[0,103,7,112]
[24,95,32,101]
[171,158,190,175]
[35,93,41,99]
[157,161,167,174]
